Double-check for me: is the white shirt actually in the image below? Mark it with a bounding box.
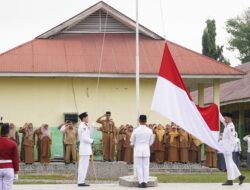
[130,125,155,157]
[219,113,237,154]
[78,122,93,156]
[233,138,241,152]
[243,136,250,152]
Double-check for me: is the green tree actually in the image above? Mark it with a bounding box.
[202,19,230,65]
[226,8,250,63]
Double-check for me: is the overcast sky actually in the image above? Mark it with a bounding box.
[0,0,249,66]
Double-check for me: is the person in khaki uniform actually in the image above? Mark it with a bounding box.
[179,128,189,163]
[19,123,35,164]
[153,124,166,164]
[189,135,202,163]
[9,123,19,145]
[205,145,217,168]
[34,124,52,164]
[164,124,171,162]
[117,125,126,161]
[168,123,179,162]
[123,125,134,164]
[97,111,117,162]
[60,121,78,164]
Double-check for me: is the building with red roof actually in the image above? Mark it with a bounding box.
[0,1,245,127]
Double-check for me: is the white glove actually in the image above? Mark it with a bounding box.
[14,174,19,180]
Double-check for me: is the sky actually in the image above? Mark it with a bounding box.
[0,0,249,66]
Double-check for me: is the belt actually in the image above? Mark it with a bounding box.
[0,160,12,164]
[103,131,113,134]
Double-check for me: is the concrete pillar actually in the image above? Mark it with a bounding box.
[213,79,220,107]
[239,104,245,138]
[198,84,205,107]
[213,79,220,133]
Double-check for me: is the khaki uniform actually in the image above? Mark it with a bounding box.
[205,145,217,168]
[61,126,78,164]
[97,119,117,161]
[189,135,202,163]
[19,126,35,164]
[168,129,179,162]
[153,127,165,164]
[123,128,133,164]
[117,127,125,161]
[34,127,52,164]
[164,131,170,162]
[179,131,189,163]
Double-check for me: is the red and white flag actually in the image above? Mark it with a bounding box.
[151,43,221,151]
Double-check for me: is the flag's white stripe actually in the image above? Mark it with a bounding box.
[151,76,221,151]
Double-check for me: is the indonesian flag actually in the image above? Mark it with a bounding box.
[151,43,221,151]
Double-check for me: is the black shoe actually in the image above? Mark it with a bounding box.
[239,175,246,185]
[142,182,147,188]
[78,183,90,187]
[138,183,144,188]
[222,180,233,186]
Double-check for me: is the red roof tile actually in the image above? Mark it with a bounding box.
[0,33,244,76]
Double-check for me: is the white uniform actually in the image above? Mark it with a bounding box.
[130,125,154,184]
[243,135,250,170]
[219,114,241,180]
[77,122,93,184]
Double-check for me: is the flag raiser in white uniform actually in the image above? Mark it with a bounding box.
[78,121,93,185]
[130,124,155,184]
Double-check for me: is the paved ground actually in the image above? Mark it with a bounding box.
[13,183,250,190]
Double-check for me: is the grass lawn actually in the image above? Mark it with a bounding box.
[16,170,250,184]
[155,170,250,183]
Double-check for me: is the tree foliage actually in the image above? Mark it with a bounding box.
[202,19,230,65]
[226,8,250,64]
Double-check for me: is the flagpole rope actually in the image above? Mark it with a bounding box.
[160,0,166,39]
[95,9,109,99]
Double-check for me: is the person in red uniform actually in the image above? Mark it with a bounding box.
[0,123,19,190]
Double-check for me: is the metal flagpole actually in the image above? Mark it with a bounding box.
[136,0,140,120]
[134,0,140,178]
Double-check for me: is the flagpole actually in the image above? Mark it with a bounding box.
[134,0,140,178]
[136,0,140,121]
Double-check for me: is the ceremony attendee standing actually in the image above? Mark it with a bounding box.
[232,133,241,169]
[164,125,170,162]
[153,125,165,164]
[9,123,19,145]
[78,112,93,187]
[97,112,117,162]
[179,128,189,163]
[205,146,217,168]
[19,123,35,164]
[0,123,19,190]
[117,125,125,161]
[243,135,250,170]
[189,135,202,163]
[219,113,245,186]
[130,115,154,188]
[60,121,78,164]
[34,124,52,164]
[168,124,179,162]
[123,125,134,164]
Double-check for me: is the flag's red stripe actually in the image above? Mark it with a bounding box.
[159,43,192,100]
[159,43,219,131]
[197,103,219,131]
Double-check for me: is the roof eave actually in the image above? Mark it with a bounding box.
[36,1,164,40]
[0,72,244,79]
